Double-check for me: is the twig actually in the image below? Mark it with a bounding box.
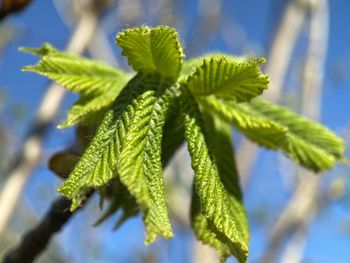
[259,0,329,262]
[259,174,320,263]
[185,0,222,57]
[264,0,310,102]
[2,196,88,263]
[193,240,218,263]
[280,224,308,263]
[87,24,119,67]
[0,0,32,22]
[0,7,99,236]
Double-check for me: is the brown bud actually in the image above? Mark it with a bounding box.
[48,150,80,179]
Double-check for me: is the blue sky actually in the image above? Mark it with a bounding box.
[1,0,350,262]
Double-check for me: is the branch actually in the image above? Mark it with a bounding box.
[0,0,32,22]
[185,0,222,57]
[264,0,310,102]
[2,196,88,263]
[280,224,308,263]
[259,174,320,263]
[0,6,99,235]
[259,0,330,262]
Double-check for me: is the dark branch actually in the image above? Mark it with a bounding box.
[0,0,33,22]
[2,196,86,263]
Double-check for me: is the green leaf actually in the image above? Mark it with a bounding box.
[180,53,239,80]
[185,56,269,102]
[212,97,344,172]
[199,93,344,172]
[58,75,147,209]
[235,99,345,171]
[21,43,132,127]
[117,77,175,243]
[116,26,184,78]
[199,96,287,149]
[201,110,243,199]
[96,97,186,230]
[191,109,248,262]
[182,90,249,263]
[191,190,231,262]
[60,94,113,127]
[161,94,185,167]
[59,73,174,242]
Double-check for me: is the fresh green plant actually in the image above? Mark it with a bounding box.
[21,26,345,263]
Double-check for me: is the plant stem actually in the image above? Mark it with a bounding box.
[2,196,88,263]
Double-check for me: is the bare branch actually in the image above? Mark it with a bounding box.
[260,1,330,262]
[3,195,91,263]
[0,0,32,22]
[280,225,308,263]
[259,173,320,263]
[264,0,310,102]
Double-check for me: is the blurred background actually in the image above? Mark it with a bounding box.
[0,0,349,262]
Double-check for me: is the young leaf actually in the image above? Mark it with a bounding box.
[116,26,184,79]
[185,56,269,102]
[117,79,176,243]
[59,73,174,242]
[161,94,185,167]
[199,96,287,149]
[191,190,231,261]
[21,43,132,127]
[95,97,185,229]
[182,91,249,263]
[180,53,251,81]
[233,99,345,171]
[58,75,147,209]
[198,92,344,172]
[179,53,228,79]
[60,94,115,128]
[191,110,248,262]
[201,110,243,199]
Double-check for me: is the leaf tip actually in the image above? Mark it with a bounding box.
[144,229,174,245]
[21,65,37,72]
[19,42,55,57]
[257,57,267,64]
[57,121,71,129]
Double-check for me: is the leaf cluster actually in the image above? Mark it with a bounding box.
[22,26,345,263]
